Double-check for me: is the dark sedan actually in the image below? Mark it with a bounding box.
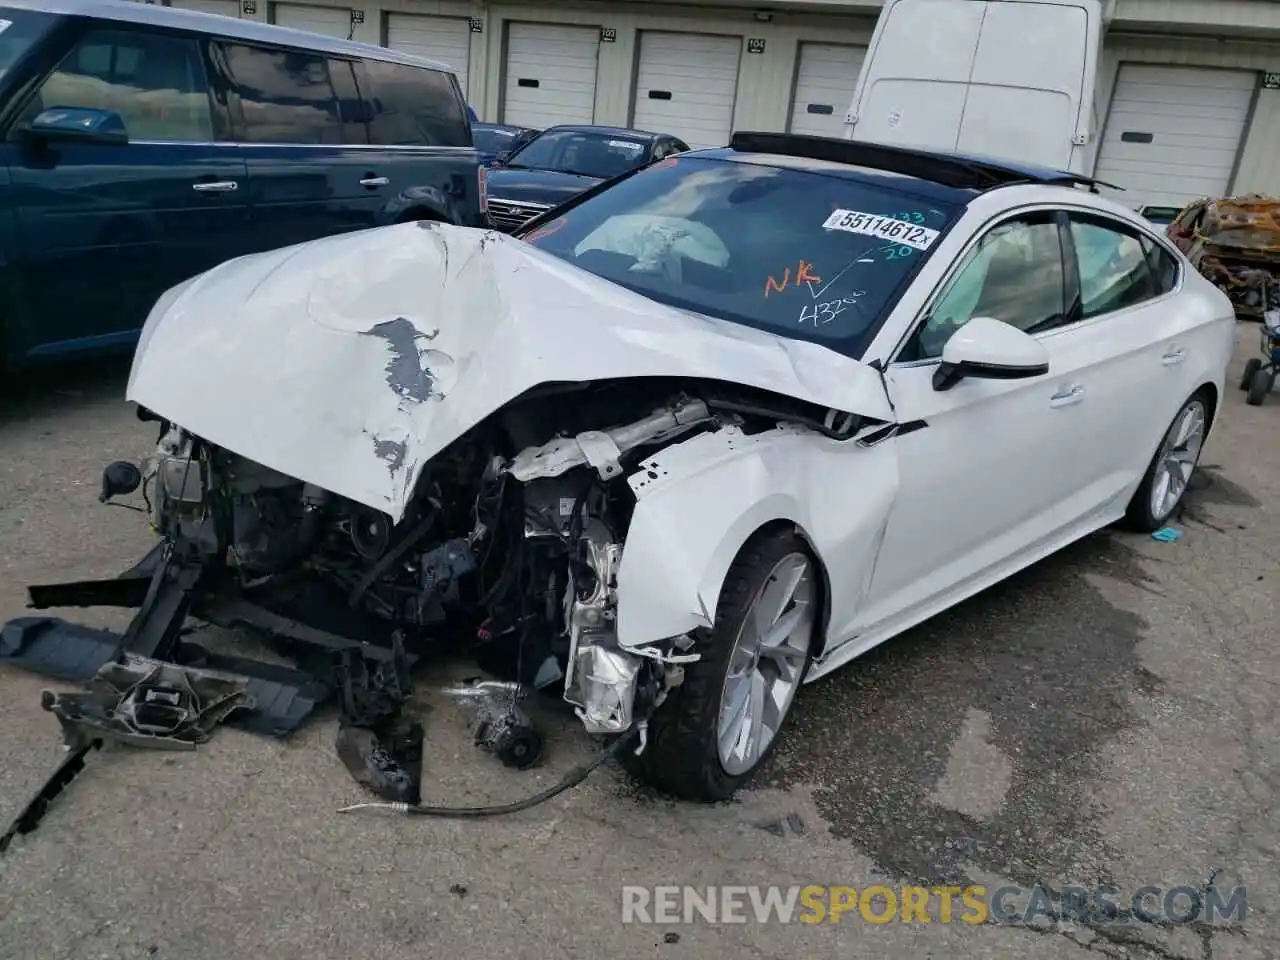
[472,122,540,167]
[485,125,689,231]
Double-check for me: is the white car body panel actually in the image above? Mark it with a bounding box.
[127,177,1235,686]
[613,423,898,649]
[126,223,893,524]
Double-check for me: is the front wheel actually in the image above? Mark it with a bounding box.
[622,528,818,801]
[1123,394,1208,532]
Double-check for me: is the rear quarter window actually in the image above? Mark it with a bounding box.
[217,43,346,144]
[357,59,469,147]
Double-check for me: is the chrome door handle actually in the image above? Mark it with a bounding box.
[359,175,390,188]
[192,180,238,193]
[1162,347,1187,366]
[1049,384,1085,408]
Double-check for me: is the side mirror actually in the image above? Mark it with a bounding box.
[932,315,1049,391]
[20,107,128,146]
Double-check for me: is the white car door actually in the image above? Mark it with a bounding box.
[1054,211,1200,501]
[843,211,1102,639]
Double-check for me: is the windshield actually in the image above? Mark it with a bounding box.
[473,125,519,154]
[522,156,960,358]
[0,8,56,81]
[507,129,651,179]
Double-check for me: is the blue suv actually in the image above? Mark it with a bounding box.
[0,0,487,369]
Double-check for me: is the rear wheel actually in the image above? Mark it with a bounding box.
[1247,367,1275,406]
[623,528,818,801]
[1123,393,1208,532]
[1240,358,1262,390]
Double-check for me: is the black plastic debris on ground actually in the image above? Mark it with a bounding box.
[0,740,100,855]
[0,543,431,852]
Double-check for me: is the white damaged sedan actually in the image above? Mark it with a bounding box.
[123,132,1234,800]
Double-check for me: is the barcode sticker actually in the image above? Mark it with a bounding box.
[823,209,940,250]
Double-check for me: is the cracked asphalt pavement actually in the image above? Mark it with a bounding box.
[1,331,1276,960]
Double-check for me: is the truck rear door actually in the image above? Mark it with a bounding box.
[953,1,1092,168]
[847,0,1097,171]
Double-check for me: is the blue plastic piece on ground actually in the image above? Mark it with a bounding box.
[1151,526,1183,543]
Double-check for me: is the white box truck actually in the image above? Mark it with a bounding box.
[843,0,1104,173]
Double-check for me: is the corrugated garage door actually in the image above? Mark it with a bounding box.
[170,0,241,17]
[271,3,350,38]
[631,32,740,150]
[1094,64,1256,208]
[789,43,865,139]
[502,23,600,129]
[386,14,470,96]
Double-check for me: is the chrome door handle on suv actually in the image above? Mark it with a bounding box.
[192,180,238,193]
[359,175,390,188]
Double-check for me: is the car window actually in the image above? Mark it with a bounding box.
[1141,235,1179,295]
[906,215,1066,361]
[0,7,56,81]
[508,130,653,179]
[473,125,517,154]
[357,59,469,147]
[653,139,686,161]
[23,27,214,141]
[217,43,343,144]
[522,156,960,360]
[1069,217,1159,319]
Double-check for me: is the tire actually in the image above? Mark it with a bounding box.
[1123,393,1209,532]
[622,528,819,801]
[1246,368,1274,407]
[1240,358,1263,390]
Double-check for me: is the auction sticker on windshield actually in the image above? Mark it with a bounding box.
[823,210,939,251]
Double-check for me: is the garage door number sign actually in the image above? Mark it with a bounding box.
[823,210,939,250]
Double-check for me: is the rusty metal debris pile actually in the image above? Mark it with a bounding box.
[1177,194,1280,319]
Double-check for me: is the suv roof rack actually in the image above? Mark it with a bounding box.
[727,132,1120,193]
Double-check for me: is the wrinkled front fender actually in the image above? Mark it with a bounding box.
[614,424,899,654]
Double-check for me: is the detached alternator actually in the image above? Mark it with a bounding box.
[443,679,544,770]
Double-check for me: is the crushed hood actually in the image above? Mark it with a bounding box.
[127,223,892,522]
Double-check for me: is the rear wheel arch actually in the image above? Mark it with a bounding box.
[1196,381,1219,434]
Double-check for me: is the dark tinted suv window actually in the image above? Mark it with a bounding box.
[0,8,57,81]
[357,59,469,147]
[218,43,358,144]
[23,27,214,141]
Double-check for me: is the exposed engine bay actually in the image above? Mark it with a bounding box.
[0,375,858,837]
[141,379,761,738]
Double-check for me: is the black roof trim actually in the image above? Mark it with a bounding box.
[727,132,1122,194]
